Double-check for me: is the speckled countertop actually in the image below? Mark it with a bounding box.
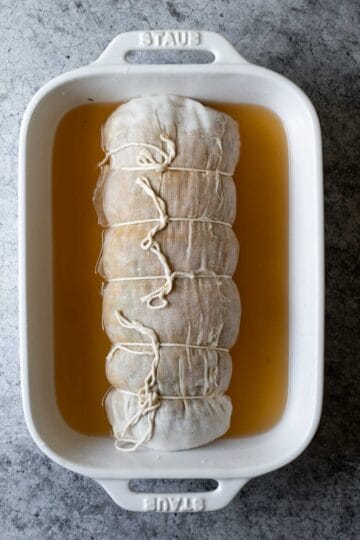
[1,1,359,538]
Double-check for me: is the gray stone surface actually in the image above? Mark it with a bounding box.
[1,0,359,538]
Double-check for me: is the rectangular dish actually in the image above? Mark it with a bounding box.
[19,30,324,512]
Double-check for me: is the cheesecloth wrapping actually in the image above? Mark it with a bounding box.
[93,95,241,451]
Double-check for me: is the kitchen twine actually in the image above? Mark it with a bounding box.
[107,312,229,452]
[98,133,233,451]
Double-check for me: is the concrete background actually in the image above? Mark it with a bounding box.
[1,0,359,538]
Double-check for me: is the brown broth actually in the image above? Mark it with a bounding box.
[52,101,288,437]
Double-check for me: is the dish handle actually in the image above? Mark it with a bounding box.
[97,478,248,512]
[95,30,248,65]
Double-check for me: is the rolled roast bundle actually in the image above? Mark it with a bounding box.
[93,95,241,451]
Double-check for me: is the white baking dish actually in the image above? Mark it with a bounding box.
[19,30,324,512]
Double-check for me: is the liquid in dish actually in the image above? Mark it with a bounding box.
[52,101,289,438]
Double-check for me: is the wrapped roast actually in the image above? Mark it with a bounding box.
[93,95,241,451]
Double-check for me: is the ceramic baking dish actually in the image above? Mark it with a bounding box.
[19,30,324,512]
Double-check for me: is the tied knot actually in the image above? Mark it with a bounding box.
[159,133,176,168]
[136,133,175,173]
[140,266,175,310]
[140,217,169,251]
[133,176,174,309]
[140,271,197,310]
[138,388,160,408]
[100,133,176,173]
[137,149,168,173]
[113,312,162,451]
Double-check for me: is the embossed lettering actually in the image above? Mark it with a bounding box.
[168,497,182,512]
[143,495,206,512]
[190,31,201,46]
[177,31,188,46]
[193,497,206,511]
[163,31,176,47]
[157,497,170,512]
[182,497,193,511]
[138,30,202,48]
[139,31,152,46]
[143,497,156,511]
[153,32,163,46]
